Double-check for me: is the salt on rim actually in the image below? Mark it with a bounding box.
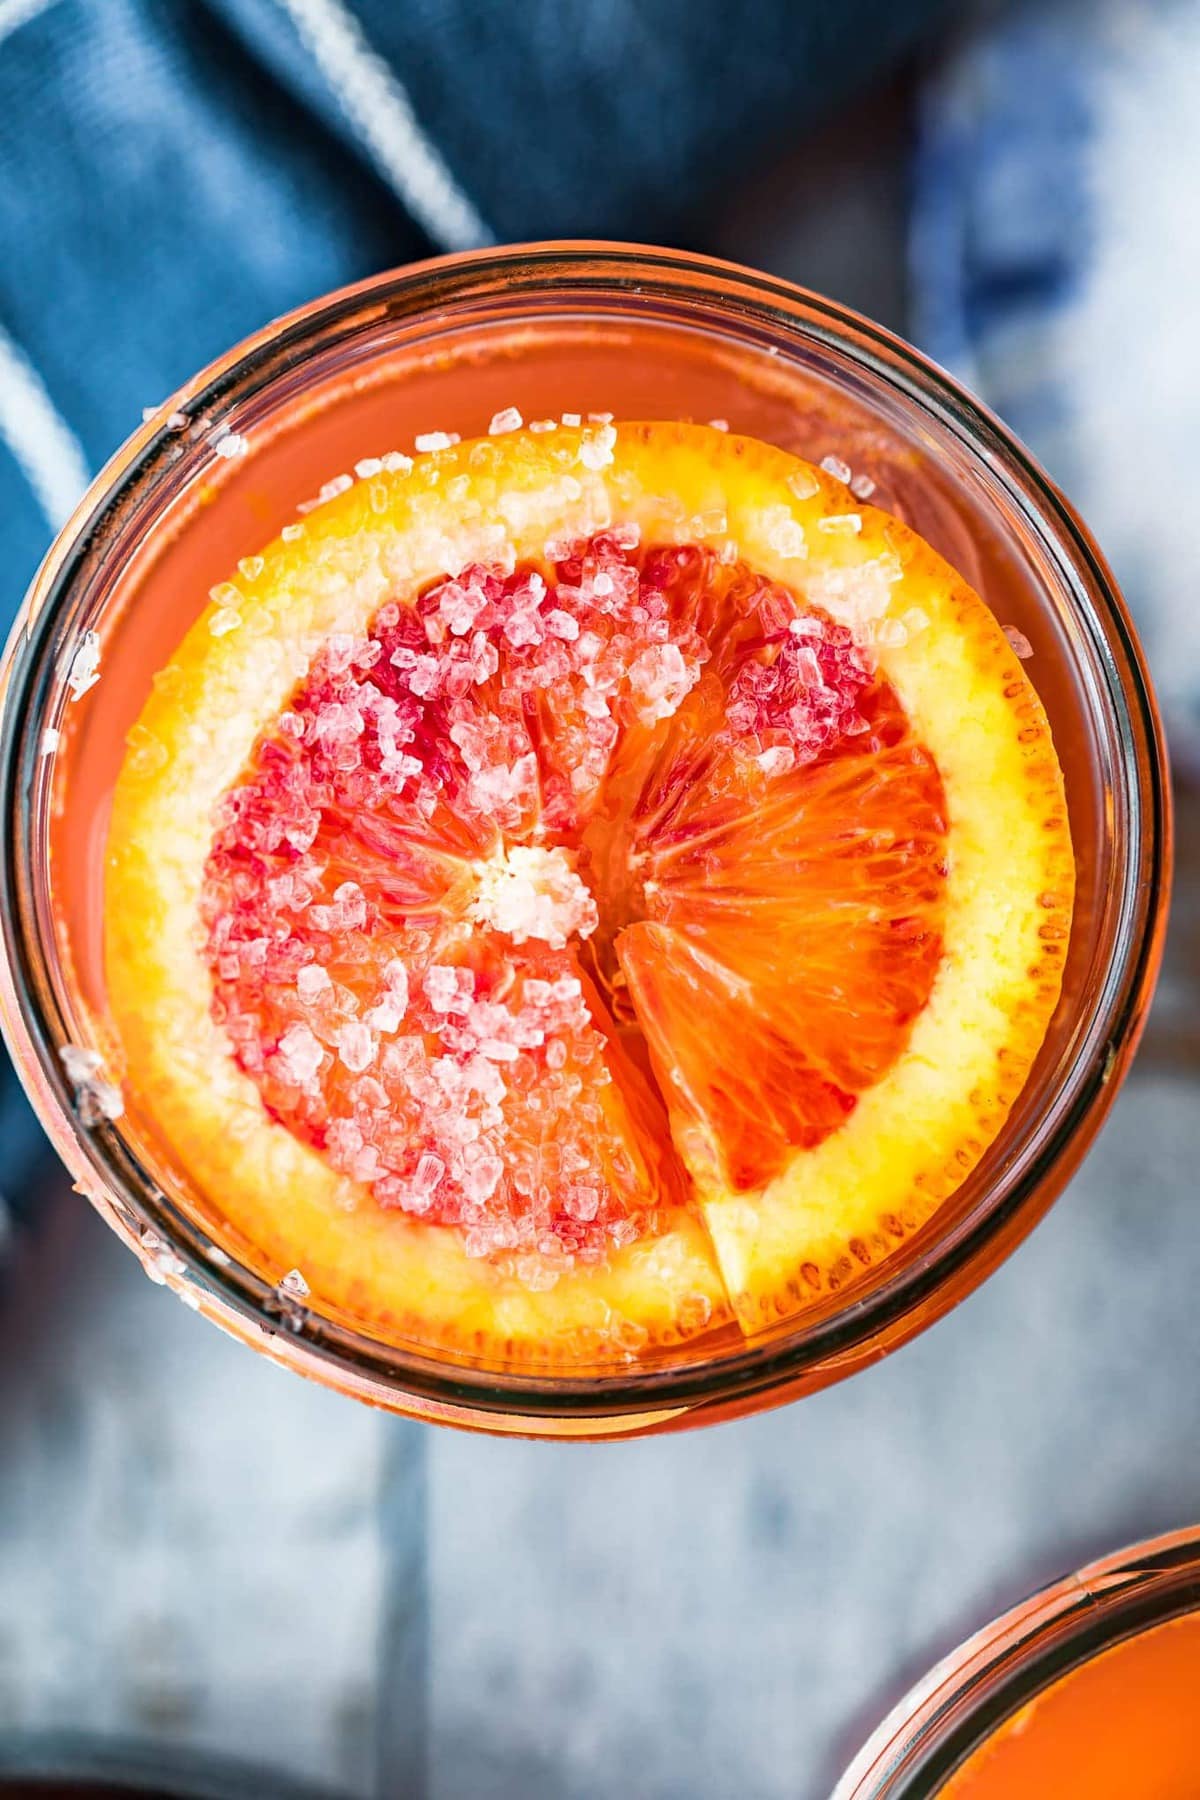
[58,1041,124,1125]
[65,631,101,700]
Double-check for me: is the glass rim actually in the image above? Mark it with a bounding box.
[0,242,1171,1427]
[832,1522,1200,1796]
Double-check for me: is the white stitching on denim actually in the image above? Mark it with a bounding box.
[0,323,89,530]
[278,0,493,251]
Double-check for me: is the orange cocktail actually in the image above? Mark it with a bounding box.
[836,1528,1200,1799]
[0,247,1167,1433]
[944,1611,1200,1797]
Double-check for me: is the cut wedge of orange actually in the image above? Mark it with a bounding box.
[104,421,1073,1361]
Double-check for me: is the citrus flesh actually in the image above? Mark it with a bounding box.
[104,422,1073,1362]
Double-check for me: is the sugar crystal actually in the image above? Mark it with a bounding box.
[786,468,821,501]
[66,631,101,699]
[467,845,597,948]
[578,423,617,471]
[488,406,523,435]
[297,473,353,513]
[1003,625,1035,659]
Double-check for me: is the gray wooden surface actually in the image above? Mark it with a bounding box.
[2,903,1196,1799]
[2,72,1198,1800]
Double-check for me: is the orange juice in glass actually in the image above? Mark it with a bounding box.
[0,246,1169,1436]
[836,1527,1200,1798]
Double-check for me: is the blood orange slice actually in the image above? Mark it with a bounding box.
[104,421,1073,1361]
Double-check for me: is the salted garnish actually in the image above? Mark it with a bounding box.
[105,422,1076,1351]
[200,532,899,1279]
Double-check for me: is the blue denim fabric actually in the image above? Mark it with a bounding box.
[0,0,939,1228]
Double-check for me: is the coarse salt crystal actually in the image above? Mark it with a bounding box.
[276,1022,324,1086]
[336,1022,376,1073]
[415,431,459,453]
[578,423,617,471]
[528,419,557,433]
[354,456,384,479]
[59,1042,124,1123]
[278,1267,310,1300]
[66,631,101,699]
[467,844,597,949]
[296,963,332,1001]
[297,473,353,513]
[561,412,582,427]
[818,513,863,535]
[213,430,249,460]
[850,471,876,500]
[708,417,730,431]
[820,454,853,484]
[787,468,821,501]
[381,451,414,473]
[140,1229,186,1284]
[59,1043,101,1084]
[281,522,304,542]
[414,1151,445,1194]
[40,727,60,755]
[760,505,808,561]
[1003,625,1035,659]
[543,608,579,640]
[488,406,523,435]
[209,607,242,637]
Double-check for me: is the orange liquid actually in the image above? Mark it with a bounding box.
[942,1612,1200,1798]
[45,303,1112,1354]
